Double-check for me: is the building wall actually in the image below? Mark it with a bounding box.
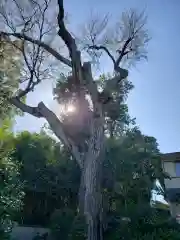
[165,178,180,189]
[163,161,180,189]
[162,154,180,221]
[163,162,176,177]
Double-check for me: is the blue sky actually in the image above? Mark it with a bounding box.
[14,0,180,153]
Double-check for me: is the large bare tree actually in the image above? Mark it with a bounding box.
[0,0,149,239]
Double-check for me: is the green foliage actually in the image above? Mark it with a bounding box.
[0,127,177,239]
[0,129,24,239]
[105,216,180,240]
[0,156,24,229]
[3,119,180,240]
[50,208,75,240]
[102,127,180,239]
[11,131,80,226]
[69,214,87,240]
[13,131,80,196]
[6,128,179,239]
[0,95,24,239]
[97,74,135,136]
[0,37,22,120]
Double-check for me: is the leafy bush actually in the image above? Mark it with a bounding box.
[49,208,75,240]
[68,214,87,240]
[0,151,24,239]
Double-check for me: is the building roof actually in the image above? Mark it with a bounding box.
[161,152,180,162]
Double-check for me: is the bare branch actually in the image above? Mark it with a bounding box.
[12,41,37,98]
[0,0,71,97]
[16,0,50,98]
[82,9,149,72]
[113,9,149,67]
[89,45,115,65]
[3,36,49,98]
[12,0,29,24]
[57,0,83,85]
[80,13,109,47]
[57,0,75,58]
[0,31,72,67]
[38,101,83,168]
[114,37,133,70]
[10,96,83,168]
[0,3,16,32]
[77,13,110,66]
[10,97,42,117]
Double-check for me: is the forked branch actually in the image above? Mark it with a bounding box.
[87,9,149,73]
[89,45,115,65]
[87,10,149,105]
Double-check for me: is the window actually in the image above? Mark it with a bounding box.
[175,162,180,177]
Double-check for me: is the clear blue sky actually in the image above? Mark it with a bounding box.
[14,0,180,153]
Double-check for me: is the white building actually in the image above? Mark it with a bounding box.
[162,152,180,222]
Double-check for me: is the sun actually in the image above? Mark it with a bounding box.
[66,104,76,113]
[59,103,76,116]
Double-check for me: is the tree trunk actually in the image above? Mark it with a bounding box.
[83,155,103,240]
[79,127,105,240]
[87,217,98,240]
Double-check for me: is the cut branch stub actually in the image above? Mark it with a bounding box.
[82,62,99,108]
